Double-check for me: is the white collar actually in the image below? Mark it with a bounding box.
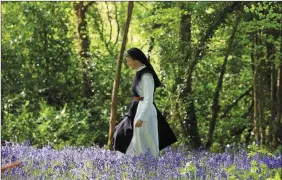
[134,64,146,72]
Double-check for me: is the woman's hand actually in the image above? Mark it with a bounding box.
[135,120,143,127]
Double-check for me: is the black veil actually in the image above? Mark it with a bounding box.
[125,47,162,88]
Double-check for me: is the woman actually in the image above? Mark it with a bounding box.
[112,47,177,158]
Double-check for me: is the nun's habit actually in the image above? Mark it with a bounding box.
[112,48,177,157]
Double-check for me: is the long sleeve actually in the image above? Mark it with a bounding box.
[136,73,154,122]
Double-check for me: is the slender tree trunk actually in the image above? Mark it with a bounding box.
[108,2,134,150]
[177,2,200,149]
[274,54,282,147]
[73,2,94,98]
[206,15,241,149]
[252,30,271,146]
[250,33,258,144]
[273,13,282,147]
[177,2,240,149]
[253,32,262,145]
[246,96,255,145]
[266,29,278,146]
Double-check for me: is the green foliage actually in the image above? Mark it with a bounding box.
[1,1,281,152]
[179,154,282,180]
[2,99,103,149]
[1,2,111,148]
[247,144,276,158]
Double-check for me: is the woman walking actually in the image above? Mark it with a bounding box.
[113,47,177,158]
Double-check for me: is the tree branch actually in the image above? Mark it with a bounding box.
[147,37,155,62]
[106,2,113,44]
[91,7,114,56]
[84,1,95,12]
[206,12,242,149]
[114,3,120,45]
[185,2,241,84]
[220,86,252,119]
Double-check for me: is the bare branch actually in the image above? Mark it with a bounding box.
[114,3,120,45]
[91,6,114,56]
[206,13,242,149]
[220,87,252,119]
[106,2,113,44]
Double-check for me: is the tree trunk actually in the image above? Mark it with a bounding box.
[177,2,200,149]
[274,54,282,147]
[266,28,278,146]
[185,2,240,80]
[73,2,94,98]
[107,2,134,150]
[251,33,259,144]
[206,15,241,149]
[273,13,282,147]
[251,3,281,147]
[178,2,240,149]
[246,96,255,145]
[252,30,271,146]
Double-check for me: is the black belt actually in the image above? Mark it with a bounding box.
[133,96,144,101]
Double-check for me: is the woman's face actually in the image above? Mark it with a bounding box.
[126,56,139,70]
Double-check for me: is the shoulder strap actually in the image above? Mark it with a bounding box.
[133,67,156,93]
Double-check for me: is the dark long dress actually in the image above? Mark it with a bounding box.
[112,67,177,154]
